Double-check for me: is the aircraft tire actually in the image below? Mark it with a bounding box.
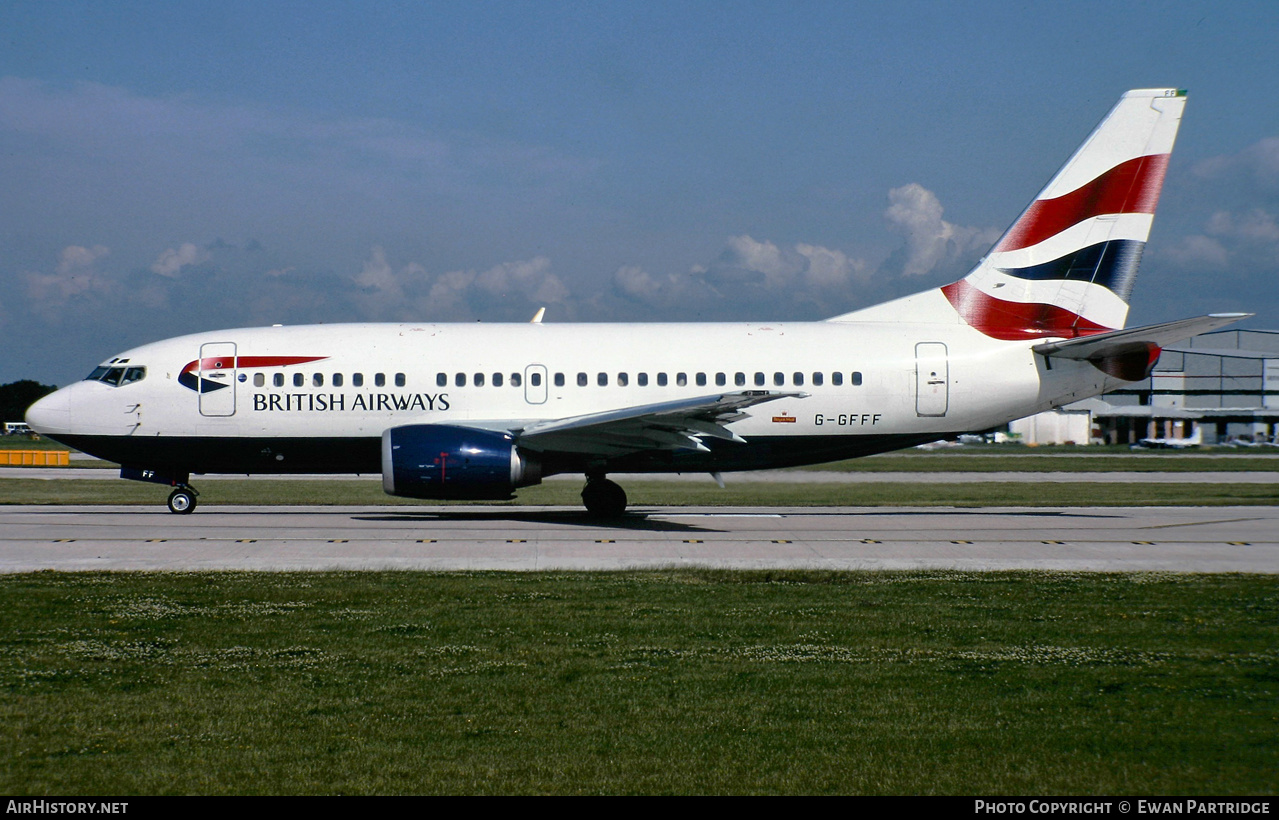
[582,478,627,517]
[167,488,197,515]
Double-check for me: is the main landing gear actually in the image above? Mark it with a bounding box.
[581,475,627,517]
[166,485,199,515]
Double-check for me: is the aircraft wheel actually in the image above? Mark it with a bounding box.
[582,478,627,517]
[167,488,197,515]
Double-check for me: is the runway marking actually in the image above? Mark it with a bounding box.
[772,539,791,543]
[416,539,436,543]
[1042,540,1066,544]
[1132,541,1156,545]
[656,514,784,519]
[1141,517,1266,530]
[684,539,704,543]
[596,539,615,543]
[1227,541,1252,546]
[861,539,881,544]
[328,539,348,543]
[146,539,167,543]
[237,539,257,543]
[951,540,973,544]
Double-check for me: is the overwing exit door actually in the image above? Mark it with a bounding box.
[524,364,548,404]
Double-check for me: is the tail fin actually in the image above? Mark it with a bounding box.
[942,88,1186,340]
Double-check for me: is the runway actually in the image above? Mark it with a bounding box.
[1,504,1275,573]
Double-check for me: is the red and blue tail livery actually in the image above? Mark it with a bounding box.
[944,89,1186,340]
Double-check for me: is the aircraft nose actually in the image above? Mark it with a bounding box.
[25,387,73,436]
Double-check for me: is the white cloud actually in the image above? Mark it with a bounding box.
[150,243,210,277]
[1206,209,1279,243]
[55,244,109,276]
[882,183,999,278]
[23,245,114,319]
[1193,137,1279,193]
[1161,234,1230,270]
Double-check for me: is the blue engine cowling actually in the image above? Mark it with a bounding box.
[381,424,542,500]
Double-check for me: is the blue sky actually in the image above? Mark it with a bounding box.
[3,1,1278,384]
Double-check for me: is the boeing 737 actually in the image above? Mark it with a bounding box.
[26,88,1249,515]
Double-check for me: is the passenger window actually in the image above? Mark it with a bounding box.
[553,373,563,387]
[637,373,648,387]
[353,373,364,387]
[493,372,503,387]
[395,373,406,387]
[531,372,541,387]
[456,373,467,387]
[374,373,386,387]
[577,372,588,387]
[812,372,823,386]
[617,372,629,387]
[512,372,523,387]
[754,372,765,386]
[293,373,304,387]
[696,373,706,387]
[274,373,285,387]
[597,372,608,387]
[852,371,863,386]
[254,373,265,387]
[793,372,804,386]
[774,372,784,386]
[735,372,746,387]
[676,372,687,387]
[832,372,844,386]
[715,373,726,387]
[333,373,344,387]
[437,373,447,387]
[657,373,668,387]
[313,373,324,387]
[474,373,485,387]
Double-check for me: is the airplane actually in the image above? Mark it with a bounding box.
[26,88,1251,515]
[1133,426,1202,450]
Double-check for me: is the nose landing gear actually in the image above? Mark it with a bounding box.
[166,485,199,515]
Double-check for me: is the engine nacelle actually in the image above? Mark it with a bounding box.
[381,424,541,500]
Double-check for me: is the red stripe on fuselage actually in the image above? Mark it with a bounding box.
[994,154,1170,253]
[180,355,329,374]
[941,280,1113,341]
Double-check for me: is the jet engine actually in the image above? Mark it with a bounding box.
[381,424,541,500]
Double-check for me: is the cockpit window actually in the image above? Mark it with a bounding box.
[84,366,146,387]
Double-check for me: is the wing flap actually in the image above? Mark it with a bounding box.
[517,390,804,457]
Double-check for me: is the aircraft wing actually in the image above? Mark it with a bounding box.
[1032,313,1251,360]
[513,390,805,457]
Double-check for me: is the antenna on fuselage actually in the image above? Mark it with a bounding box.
[530,307,546,324]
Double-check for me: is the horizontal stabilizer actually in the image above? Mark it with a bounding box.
[1032,313,1251,359]
[1033,313,1251,381]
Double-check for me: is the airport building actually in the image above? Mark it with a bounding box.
[1010,329,1279,446]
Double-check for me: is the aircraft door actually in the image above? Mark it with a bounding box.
[524,364,548,405]
[915,342,949,417]
[198,342,237,417]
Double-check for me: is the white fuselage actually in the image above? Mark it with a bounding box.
[29,317,1119,477]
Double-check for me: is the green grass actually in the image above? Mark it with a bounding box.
[2,478,1278,507]
[1,570,1273,794]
